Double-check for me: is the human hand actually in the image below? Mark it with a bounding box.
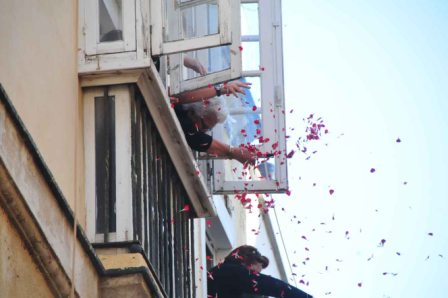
[183,56,207,76]
[231,146,256,166]
[222,81,252,98]
[169,96,179,104]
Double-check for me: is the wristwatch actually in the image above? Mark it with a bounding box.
[214,84,223,97]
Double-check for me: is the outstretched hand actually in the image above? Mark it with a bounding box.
[231,146,256,166]
[222,81,252,98]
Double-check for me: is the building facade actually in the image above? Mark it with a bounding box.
[0,0,293,297]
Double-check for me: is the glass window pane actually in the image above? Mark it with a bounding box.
[182,45,231,80]
[166,2,219,42]
[99,0,123,42]
[217,76,275,181]
[224,78,264,152]
[241,3,259,36]
[241,42,260,71]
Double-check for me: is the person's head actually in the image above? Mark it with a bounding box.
[224,245,269,273]
[185,98,228,131]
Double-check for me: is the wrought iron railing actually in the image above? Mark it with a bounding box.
[130,87,196,297]
[93,85,196,297]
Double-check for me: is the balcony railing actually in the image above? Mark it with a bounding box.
[130,88,196,297]
[92,85,196,297]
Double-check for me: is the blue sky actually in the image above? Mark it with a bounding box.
[276,1,448,297]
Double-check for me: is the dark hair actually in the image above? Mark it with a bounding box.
[225,245,269,269]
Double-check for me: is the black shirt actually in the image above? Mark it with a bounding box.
[174,105,213,152]
[207,260,313,298]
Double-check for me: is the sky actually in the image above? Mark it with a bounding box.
[275,1,448,297]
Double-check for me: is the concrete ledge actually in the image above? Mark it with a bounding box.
[101,273,154,298]
[100,253,147,270]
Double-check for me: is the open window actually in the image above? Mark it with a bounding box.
[155,0,242,94]
[151,0,232,55]
[210,0,288,194]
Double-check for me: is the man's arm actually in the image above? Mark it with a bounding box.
[184,56,207,76]
[217,265,313,298]
[207,139,255,165]
[253,273,313,298]
[174,81,251,104]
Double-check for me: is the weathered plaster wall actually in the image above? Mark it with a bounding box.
[0,0,86,227]
[0,206,55,298]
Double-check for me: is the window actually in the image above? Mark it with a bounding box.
[94,94,116,236]
[151,0,233,55]
[84,0,136,55]
[84,86,133,242]
[210,0,288,193]
[158,0,243,94]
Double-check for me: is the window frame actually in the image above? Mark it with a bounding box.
[84,0,137,56]
[84,85,134,242]
[151,0,232,56]
[167,0,242,94]
[211,0,288,194]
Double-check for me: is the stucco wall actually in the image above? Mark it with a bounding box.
[0,0,85,226]
[0,206,55,298]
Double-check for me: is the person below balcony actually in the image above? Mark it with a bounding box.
[207,245,313,298]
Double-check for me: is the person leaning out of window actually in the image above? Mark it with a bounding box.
[170,57,255,165]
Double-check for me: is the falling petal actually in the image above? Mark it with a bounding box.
[180,204,190,212]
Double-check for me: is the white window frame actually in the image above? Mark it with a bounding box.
[212,0,288,193]
[192,218,207,297]
[168,0,242,94]
[83,85,134,242]
[151,0,232,56]
[84,0,136,56]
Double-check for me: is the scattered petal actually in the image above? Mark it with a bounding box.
[180,204,190,212]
